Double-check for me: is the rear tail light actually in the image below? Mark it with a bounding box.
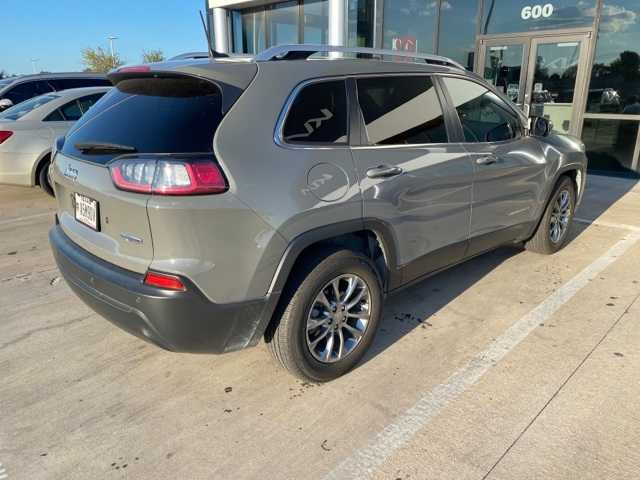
[143,271,186,291]
[109,156,227,195]
[118,65,151,73]
[0,131,13,144]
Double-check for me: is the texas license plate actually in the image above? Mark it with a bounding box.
[74,193,99,231]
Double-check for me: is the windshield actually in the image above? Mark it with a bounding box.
[0,94,58,121]
[0,78,15,87]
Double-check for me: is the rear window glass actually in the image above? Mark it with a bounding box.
[0,94,58,121]
[62,76,223,164]
[282,80,348,144]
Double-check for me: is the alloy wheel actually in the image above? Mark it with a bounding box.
[549,189,572,244]
[306,274,371,364]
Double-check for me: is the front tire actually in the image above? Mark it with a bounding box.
[267,249,383,382]
[525,176,576,255]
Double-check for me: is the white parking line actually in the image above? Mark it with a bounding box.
[0,462,7,479]
[575,217,640,233]
[0,212,53,227]
[324,230,640,480]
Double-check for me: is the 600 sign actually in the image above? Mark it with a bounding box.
[521,3,554,20]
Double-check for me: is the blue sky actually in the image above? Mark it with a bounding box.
[1,0,209,75]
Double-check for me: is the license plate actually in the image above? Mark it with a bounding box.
[74,193,99,231]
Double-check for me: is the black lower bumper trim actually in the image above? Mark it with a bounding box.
[49,225,279,354]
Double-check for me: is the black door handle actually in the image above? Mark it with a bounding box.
[366,165,404,179]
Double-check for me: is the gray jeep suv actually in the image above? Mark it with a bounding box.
[49,45,587,382]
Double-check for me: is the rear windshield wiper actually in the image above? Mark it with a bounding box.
[75,142,137,154]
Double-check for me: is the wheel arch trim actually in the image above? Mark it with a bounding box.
[267,218,401,297]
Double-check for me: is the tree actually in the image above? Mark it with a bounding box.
[142,49,165,63]
[0,70,6,79]
[81,46,124,73]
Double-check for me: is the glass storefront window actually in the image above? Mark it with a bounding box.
[586,1,640,114]
[347,0,375,47]
[231,0,329,54]
[303,0,328,44]
[269,1,300,45]
[583,119,638,173]
[382,0,437,54]
[231,9,266,54]
[438,0,478,70]
[481,0,596,35]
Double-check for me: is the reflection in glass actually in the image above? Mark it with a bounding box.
[356,77,448,145]
[303,0,328,44]
[483,45,524,104]
[582,119,638,173]
[231,8,266,54]
[481,0,596,35]
[530,41,581,134]
[382,0,437,54]
[586,1,640,114]
[437,0,478,70]
[347,0,374,47]
[269,1,299,45]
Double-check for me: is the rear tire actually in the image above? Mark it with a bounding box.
[525,176,575,255]
[38,159,54,197]
[267,248,383,382]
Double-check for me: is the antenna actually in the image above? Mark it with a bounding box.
[199,10,228,59]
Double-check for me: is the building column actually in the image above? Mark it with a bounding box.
[212,7,230,54]
[328,0,346,47]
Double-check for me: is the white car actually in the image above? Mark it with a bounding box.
[0,86,110,195]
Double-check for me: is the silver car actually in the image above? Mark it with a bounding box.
[48,46,587,382]
[0,86,110,195]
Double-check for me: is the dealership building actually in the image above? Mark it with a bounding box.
[207,0,640,176]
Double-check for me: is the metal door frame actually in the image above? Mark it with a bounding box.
[477,30,593,137]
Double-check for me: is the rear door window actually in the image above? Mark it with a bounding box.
[78,93,106,114]
[356,76,448,145]
[3,81,54,105]
[62,76,223,164]
[282,80,348,144]
[49,78,111,90]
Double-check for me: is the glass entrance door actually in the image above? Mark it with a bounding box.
[525,35,590,135]
[480,41,529,108]
[479,33,591,136]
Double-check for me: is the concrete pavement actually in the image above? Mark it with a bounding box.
[0,174,639,479]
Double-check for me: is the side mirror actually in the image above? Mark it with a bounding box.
[0,98,13,111]
[530,116,551,137]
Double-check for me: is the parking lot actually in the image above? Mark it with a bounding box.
[0,174,639,479]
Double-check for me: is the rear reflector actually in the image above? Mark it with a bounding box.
[144,271,186,291]
[109,156,227,195]
[0,131,13,144]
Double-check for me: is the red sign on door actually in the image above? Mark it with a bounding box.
[392,36,418,53]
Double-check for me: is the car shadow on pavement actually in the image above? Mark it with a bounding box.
[358,217,595,368]
[360,245,521,366]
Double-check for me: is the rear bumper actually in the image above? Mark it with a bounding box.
[49,223,279,354]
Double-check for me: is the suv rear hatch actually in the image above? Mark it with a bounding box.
[51,64,257,274]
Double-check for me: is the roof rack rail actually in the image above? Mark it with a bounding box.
[255,44,465,70]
